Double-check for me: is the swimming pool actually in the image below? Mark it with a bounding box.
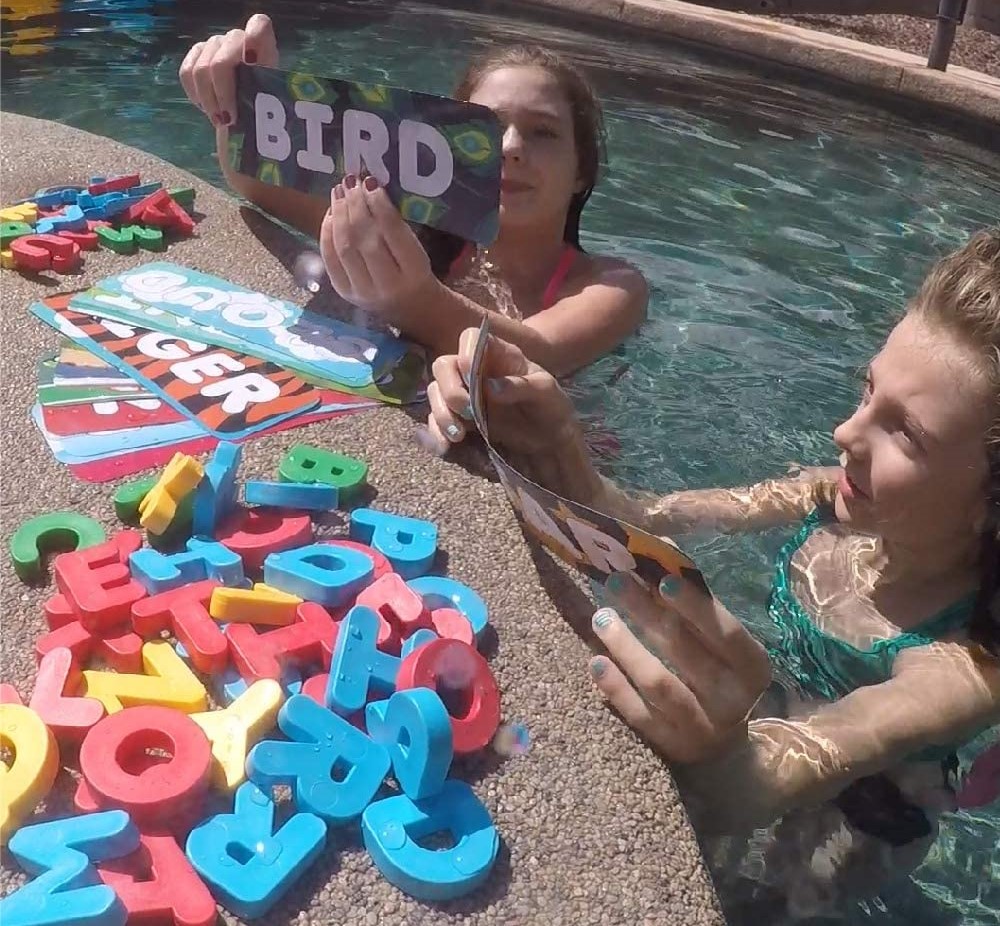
[3,1,999,922]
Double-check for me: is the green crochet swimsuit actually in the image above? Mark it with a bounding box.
[767,507,974,703]
[767,507,978,837]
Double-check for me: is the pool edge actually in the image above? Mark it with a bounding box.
[513,0,1000,127]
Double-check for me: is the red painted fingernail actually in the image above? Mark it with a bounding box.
[344,174,357,190]
[245,50,257,63]
[220,111,231,125]
[213,113,224,125]
[363,175,379,191]
[333,184,346,201]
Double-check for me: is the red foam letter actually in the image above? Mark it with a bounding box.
[226,601,339,681]
[55,531,147,631]
[396,639,500,754]
[99,832,217,926]
[131,580,227,674]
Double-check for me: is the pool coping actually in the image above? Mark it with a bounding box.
[514,0,1000,125]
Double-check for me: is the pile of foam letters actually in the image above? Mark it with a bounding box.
[1,175,195,273]
[1,441,503,923]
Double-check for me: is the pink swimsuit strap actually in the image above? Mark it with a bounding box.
[448,243,578,311]
[541,243,578,310]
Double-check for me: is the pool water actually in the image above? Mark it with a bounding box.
[3,0,1000,922]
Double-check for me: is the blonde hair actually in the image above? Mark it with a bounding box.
[909,228,1000,385]
[908,227,1000,653]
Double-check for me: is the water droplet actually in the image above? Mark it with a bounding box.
[492,722,531,757]
[292,250,325,293]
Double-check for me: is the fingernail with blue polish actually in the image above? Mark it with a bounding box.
[458,403,474,421]
[590,658,608,679]
[659,574,681,598]
[487,378,505,395]
[446,423,461,440]
[593,607,616,630]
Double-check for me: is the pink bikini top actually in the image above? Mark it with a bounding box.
[450,243,578,311]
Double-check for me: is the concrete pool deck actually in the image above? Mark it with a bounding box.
[0,113,725,925]
[519,0,1000,125]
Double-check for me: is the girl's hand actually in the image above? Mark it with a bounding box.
[320,177,436,318]
[591,571,772,764]
[425,325,582,454]
[179,13,279,126]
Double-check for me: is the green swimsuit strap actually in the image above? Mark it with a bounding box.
[774,505,975,651]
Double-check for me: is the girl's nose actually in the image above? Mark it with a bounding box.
[833,407,868,460]
[502,124,524,160]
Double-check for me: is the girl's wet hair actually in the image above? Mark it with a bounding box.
[908,227,1000,655]
[418,43,607,276]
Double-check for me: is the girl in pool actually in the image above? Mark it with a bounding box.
[425,228,1000,916]
[179,14,648,377]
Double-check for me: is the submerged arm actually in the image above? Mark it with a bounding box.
[594,470,839,537]
[677,641,1000,834]
[504,411,837,537]
[387,259,647,377]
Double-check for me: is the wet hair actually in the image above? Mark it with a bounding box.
[907,227,1000,655]
[418,43,607,277]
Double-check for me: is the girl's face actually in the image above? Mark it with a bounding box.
[469,65,583,235]
[833,312,993,546]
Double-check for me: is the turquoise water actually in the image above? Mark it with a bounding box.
[3,1,1000,922]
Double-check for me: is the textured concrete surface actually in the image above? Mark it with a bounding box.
[0,114,724,925]
[516,0,1000,123]
[768,12,1000,78]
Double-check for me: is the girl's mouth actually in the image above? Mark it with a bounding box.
[500,178,533,193]
[838,468,869,502]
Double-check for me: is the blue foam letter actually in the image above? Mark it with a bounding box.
[186,782,325,919]
[366,688,453,800]
[129,537,244,594]
[244,481,338,512]
[406,576,488,640]
[192,442,242,536]
[326,605,400,715]
[246,694,390,826]
[2,810,139,926]
[361,780,499,900]
[401,628,439,658]
[262,543,373,606]
[350,509,437,579]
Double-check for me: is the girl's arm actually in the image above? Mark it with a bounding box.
[430,326,836,534]
[386,257,648,378]
[593,470,837,537]
[678,641,1000,835]
[323,183,648,376]
[216,127,329,239]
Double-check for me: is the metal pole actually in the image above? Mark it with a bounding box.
[927,0,969,71]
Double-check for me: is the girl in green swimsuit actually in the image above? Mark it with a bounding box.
[425,227,1000,917]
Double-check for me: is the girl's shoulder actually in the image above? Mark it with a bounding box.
[567,252,649,304]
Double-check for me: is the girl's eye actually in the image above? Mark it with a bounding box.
[898,424,923,452]
[860,377,872,405]
[532,126,558,139]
